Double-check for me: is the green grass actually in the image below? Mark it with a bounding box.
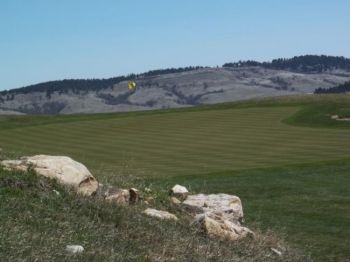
[146,159,350,261]
[0,169,305,261]
[0,94,350,260]
[1,96,350,179]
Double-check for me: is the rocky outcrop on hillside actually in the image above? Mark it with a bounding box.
[1,159,306,260]
[1,66,350,115]
[1,155,254,243]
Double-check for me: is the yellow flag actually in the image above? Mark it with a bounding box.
[128,81,137,90]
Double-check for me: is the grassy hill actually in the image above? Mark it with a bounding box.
[0,168,307,261]
[2,56,350,115]
[0,94,349,260]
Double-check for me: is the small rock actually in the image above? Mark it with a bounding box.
[143,208,178,221]
[145,196,155,204]
[170,184,189,199]
[105,189,130,205]
[52,190,60,196]
[144,200,149,205]
[271,248,282,257]
[129,187,140,204]
[331,115,339,120]
[66,245,84,255]
[170,197,181,205]
[144,187,152,193]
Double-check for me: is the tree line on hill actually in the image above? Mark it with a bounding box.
[0,66,203,97]
[223,55,350,73]
[2,55,350,98]
[314,81,350,94]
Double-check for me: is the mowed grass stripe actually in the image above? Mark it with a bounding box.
[3,117,349,158]
[2,130,348,159]
[1,106,350,177]
[2,107,348,150]
[3,122,349,161]
[4,108,348,156]
[1,110,349,147]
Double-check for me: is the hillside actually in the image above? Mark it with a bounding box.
[0,168,307,261]
[1,95,349,260]
[1,55,350,115]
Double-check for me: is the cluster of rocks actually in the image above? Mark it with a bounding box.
[165,185,254,241]
[1,155,254,253]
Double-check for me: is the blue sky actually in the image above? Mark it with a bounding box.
[1,0,350,90]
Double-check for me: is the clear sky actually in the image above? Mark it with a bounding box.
[1,0,350,90]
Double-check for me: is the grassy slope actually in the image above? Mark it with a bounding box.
[0,94,349,260]
[0,169,305,261]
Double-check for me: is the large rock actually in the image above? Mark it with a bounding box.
[143,208,178,221]
[183,193,253,241]
[182,193,243,222]
[194,213,253,241]
[1,155,98,196]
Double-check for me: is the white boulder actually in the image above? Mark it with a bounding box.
[1,155,98,196]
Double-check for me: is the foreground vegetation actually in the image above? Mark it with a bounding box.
[0,169,305,261]
[0,94,349,260]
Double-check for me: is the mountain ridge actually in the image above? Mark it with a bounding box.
[1,55,350,115]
